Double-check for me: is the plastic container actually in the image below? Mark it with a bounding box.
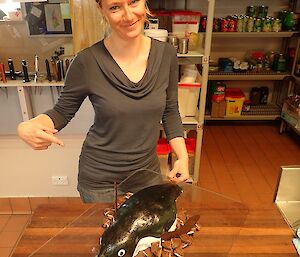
[144,29,168,42]
[178,83,201,118]
[225,88,245,116]
[171,11,202,35]
[156,138,171,177]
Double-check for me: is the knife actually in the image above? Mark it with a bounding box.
[8,58,16,80]
[45,59,52,82]
[21,60,30,83]
[65,59,70,72]
[51,57,58,82]
[56,60,62,82]
[0,63,7,83]
[59,60,65,80]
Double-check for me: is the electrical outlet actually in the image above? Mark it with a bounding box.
[52,176,69,186]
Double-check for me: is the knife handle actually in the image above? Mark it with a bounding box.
[45,59,52,82]
[60,60,65,79]
[65,59,70,72]
[56,61,62,81]
[8,58,16,80]
[0,63,6,83]
[50,59,58,82]
[22,60,30,83]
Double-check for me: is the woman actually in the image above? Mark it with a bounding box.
[18,0,189,202]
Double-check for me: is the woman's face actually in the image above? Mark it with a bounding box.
[100,0,146,40]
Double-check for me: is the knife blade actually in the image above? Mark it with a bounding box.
[21,60,30,83]
[8,58,16,80]
[51,57,58,82]
[56,60,62,82]
[45,59,52,82]
[0,63,7,83]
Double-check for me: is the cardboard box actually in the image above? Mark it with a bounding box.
[211,100,226,118]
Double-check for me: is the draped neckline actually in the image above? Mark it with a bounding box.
[89,38,165,99]
[102,38,153,86]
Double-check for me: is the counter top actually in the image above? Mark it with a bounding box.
[11,185,298,257]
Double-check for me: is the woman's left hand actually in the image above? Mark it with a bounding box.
[168,158,190,183]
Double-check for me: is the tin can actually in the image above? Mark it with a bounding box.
[273,18,282,32]
[168,36,179,52]
[246,6,257,17]
[178,38,189,54]
[242,100,252,112]
[221,18,229,32]
[237,15,244,32]
[243,16,249,32]
[227,18,236,32]
[213,18,221,32]
[247,17,254,32]
[254,18,262,32]
[266,51,276,69]
[200,16,207,32]
[258,5,268,19]
[274,53,287,72]
[263,18,272,32]
[260,87,269,104]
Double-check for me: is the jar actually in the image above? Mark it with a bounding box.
[243,100,252,112]
[178,38,189,54]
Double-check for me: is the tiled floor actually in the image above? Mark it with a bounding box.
[1,123,299,257]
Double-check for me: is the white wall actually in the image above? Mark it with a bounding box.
[0,135,85,197]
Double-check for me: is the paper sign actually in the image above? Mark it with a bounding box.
[60,3,71,19]
[30,6,42,18]
[44,4,65,32]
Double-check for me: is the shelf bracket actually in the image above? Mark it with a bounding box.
[17,86,33,121]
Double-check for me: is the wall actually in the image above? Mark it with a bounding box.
[0,20,94,197]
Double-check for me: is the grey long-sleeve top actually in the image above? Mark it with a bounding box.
[45,38,184,190]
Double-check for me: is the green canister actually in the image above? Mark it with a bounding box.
[246,6,257,17]
[273,18,282,32]
[263,18,272,32]
[237,15,244,32]
[258,5,268,18]
[247,17,254,32]
[254,18,262,32]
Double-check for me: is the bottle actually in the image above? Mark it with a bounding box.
[295,59,300,77]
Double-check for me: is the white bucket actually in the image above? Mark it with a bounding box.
[144,29,168,42]
[178,83,201,118]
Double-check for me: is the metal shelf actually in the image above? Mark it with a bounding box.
[177,50,204,65]
[0,80,64,87]
[209,71,290,81]
[209,32,296,38]
[205,104,281,121]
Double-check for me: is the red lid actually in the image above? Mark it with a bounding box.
[225,88,245,98]
[171,11,202,16]
[152,10,172,16]
[178,83,201,88]
[185,138,196,154]
[157,138,171,155]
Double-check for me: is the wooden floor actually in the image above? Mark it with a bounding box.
[198,122,300,209]
[0,123,299,257]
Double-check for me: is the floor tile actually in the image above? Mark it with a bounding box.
[0,215,10,232]
[10,198,31,214]
[0,231,21,248]
[0,248,12,257]
[3,215,31,232]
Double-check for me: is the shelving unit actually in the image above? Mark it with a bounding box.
[209,71,289,81]
[210,31,296,38]
[205,1,297,123]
